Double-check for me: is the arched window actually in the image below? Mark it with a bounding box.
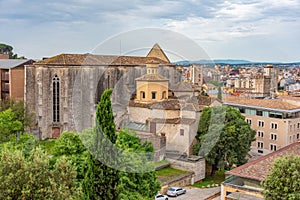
[53,75,60,123]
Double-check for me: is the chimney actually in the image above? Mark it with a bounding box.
[0,54,9,59]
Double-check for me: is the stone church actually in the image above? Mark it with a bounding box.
[25,44,181,139]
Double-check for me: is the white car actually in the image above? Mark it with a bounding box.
[166,187,186,197]
[155,194,168,200]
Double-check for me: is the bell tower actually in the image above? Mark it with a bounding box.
[135,60,169,103]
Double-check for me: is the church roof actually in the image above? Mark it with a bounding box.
[146,43,170,63]
[171,82,194,92]
[35,53,171,66]
[135,74,168,81]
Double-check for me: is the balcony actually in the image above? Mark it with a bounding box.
[1,83,9,92]
[1,72,9,81]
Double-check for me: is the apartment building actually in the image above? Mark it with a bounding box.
[224,96,300,155]
[0,59,34,100]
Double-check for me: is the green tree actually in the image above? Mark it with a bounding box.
[0,43,18,59]
[0,133,38,157]
[52,131,94,199]
[217,87,222,101]
[0,109,22,143]
[116,128,160,199]
[0,98,35,131]
[262,155,300,200]
[208,80,222,87]
[194,106,255,175]
[0,147,81,200]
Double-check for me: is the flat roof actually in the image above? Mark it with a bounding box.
[223,96,300,113]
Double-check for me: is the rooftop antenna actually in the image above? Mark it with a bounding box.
[119,39,122,66]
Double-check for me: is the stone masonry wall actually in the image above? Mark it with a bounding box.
[166,157,205,182]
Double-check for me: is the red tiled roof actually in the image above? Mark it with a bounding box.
[35,54,171,66]
[147,117,196,125]
[223,96,300,111]
[226,142,300,181]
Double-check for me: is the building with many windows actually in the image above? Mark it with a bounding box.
[223,96,300,155]
[0,59,34,100]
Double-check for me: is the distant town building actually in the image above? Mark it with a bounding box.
[0,59,34,100]
[224,96,300,155]
[225,64,279,98]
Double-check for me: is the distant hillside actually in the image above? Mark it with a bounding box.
[173,59,300,66]
[173,59,252,65]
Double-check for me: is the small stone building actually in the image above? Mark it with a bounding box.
[126,62,201,156]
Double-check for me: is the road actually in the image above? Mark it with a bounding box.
[167,187,221,200]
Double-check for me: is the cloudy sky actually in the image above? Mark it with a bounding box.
[1,0,300,62]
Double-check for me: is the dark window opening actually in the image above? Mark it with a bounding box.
[53,75,60,123]
[256,110,263,116]
[152,92,156,99]
[180,129,184,136]
[239,108,245,113]
[141,91,145,99]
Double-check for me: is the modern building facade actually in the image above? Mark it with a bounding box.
[224,96,300,155]
[0,59,34,100]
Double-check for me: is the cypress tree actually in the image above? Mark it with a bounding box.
[94,89,119,199]
[217,86,222,101]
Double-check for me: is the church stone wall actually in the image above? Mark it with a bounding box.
[25,64,179,138]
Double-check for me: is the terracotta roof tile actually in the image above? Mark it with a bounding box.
[35,54,171,66]
[226,142,300,181]
[223,96,300,111]
[147,117,196,125]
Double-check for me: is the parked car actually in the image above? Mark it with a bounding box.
[155,194,168,200]
[166,187,186,197]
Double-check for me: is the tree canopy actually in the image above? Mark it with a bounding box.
[0,98,35,131]
[0,43,18,59]
[194,106,256,175]
[116,128,160,200]
[0,147,81,200]
[0,109,22,143]
[262,155,300,200]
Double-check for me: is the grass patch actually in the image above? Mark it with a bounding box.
[39,139,56,154]
[192,170,225,188]
[154,160,169,169]
[156,167,190,184]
